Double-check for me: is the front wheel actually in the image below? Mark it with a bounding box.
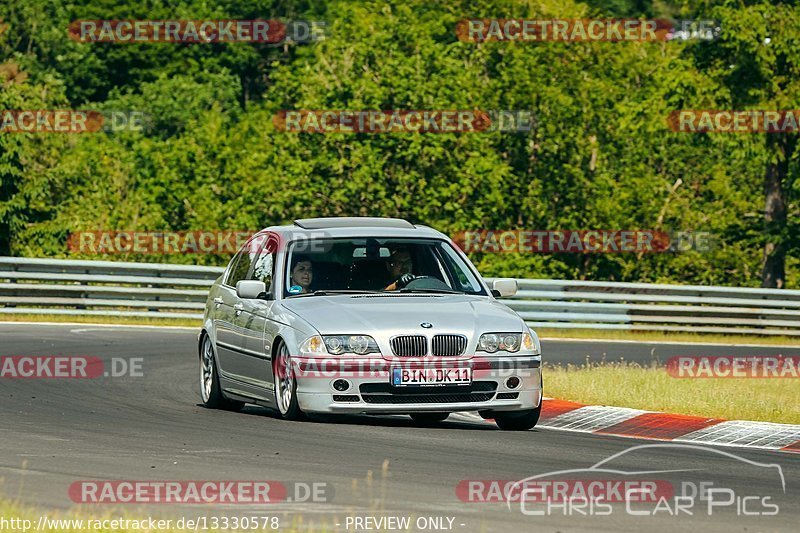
[273,342,305,420]
[200,335,244,411]
[494,405,541,431]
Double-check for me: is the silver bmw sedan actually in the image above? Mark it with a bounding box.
[199,217,542,430]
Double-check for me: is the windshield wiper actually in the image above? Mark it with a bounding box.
[288,290,383,298]
[397,288,463,295]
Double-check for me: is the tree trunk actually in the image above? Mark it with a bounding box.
[761,134,795,288]
[0,170,18,256]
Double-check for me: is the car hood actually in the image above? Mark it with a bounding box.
[280,294,525,338]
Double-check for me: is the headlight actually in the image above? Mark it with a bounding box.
[324,336,344,354]
[478,333,500,352]
[322,335,380,355]
[502,334,521,352]
[478,333,521,353]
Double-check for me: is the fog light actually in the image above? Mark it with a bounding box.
[506,376,521,389]
[332,379,350,392]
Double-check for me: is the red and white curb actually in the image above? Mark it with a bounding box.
[454,399,800,453]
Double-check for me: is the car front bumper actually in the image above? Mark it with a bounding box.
[293,355,542,414]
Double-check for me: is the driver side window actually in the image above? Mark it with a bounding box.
[226,237,263,287]
[224,253,243,286]
[252,238,276,294]
[228,251,253,286]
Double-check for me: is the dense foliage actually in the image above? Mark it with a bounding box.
[0,0,798,287]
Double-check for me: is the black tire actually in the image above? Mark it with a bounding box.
[410,412,450,424]
[494,404,541,431]
[200,335,244,411]
[273,341,305,420]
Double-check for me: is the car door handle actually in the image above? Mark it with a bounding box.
[213,297,223,305]
[233,303,244,315]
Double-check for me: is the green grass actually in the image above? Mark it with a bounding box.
[545,361,800,424]
[537,327,800,346]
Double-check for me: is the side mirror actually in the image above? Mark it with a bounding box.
[492,278,518,298]
[236,280,267,299]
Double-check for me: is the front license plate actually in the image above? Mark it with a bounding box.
[391,367,472,387]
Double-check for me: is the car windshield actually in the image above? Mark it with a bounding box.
[283,237,486,297]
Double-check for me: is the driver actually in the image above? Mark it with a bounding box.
[383,247,417,290]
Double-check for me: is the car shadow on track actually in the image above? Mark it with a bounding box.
[310,413,500,431]
[198,403,508,431]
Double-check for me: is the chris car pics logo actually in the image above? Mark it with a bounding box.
[503,444,785,517]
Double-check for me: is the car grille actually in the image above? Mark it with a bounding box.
[359,382,497,404]
[363,394,493,404]
[431,334,467,356]
[390,335,428,357]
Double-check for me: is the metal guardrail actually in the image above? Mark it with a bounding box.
[1,257,799,336]
[0,257,222,320]
[492,279,800,336]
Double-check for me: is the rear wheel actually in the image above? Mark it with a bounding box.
[200,335,244,411]
[494,405,541,431]
[410,412,449,424]
[273,342,305,420]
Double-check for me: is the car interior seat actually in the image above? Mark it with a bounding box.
[348,259,388,290]
[309,261,347,291]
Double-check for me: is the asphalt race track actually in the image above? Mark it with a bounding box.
[0,322,797,532]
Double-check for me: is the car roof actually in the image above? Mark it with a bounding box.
[261,217,449,241]
[294,217,414,230]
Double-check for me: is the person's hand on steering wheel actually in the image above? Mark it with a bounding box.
[385,273,424,291]
[395,273,417,289]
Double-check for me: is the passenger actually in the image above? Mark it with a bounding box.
[289,254,314,294]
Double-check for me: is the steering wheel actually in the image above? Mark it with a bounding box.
[404,276,451,291]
